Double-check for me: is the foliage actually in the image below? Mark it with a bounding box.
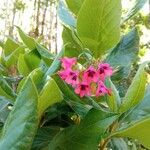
[0,0,150,150]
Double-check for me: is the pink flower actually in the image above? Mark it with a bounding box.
[65,70,79,86]
[96,81,109,97]
[98,63,113,80]
[58,69,79,86]
[75,82,91,98]
[58,69,70,80]
[83,66,99,83]
[60,57,77,69]
[58,57,113,98]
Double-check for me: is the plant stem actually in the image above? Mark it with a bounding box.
[99,121,119,149]
[100,138,110,150]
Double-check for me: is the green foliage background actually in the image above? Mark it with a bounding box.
[0,0,150,150]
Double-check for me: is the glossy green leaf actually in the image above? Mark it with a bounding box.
[58,1,76,27]
[62,27,82,57]
[66,100,91,118]
[77,0,121,58]
[110,138,129,150]
[114,117,150,149]
[17,67,63,119]
[0,78,38,150]
[46,48,64,76]
[0,88,13,104]
[43,102,74,126]
[24,49,41,70]
[36,43,54,63]
[105,79,121,112]
[4,38,20,56]
[16,77,27,94]
[52,74,81,102]
[16,26,36,50]
[124,84,150,122]
[29,68,45,92]
[5,46,25,67]
[122,0,148,23]
[106,28,139,70]
[0,64,6,76]
[0,77,16,102]
[17,54,30,76]
[119,63,148,113]
[35,44,54,66]
[65,0,84,15]
[0,99,10,123]
[32,127,60,150]
[17,68,45,93]
[48,108,117,150]
[38,77,63,117]
[17,50,41,76]
[53,75,101,109]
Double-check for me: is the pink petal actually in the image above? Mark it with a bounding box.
[60,57,77,69]
[83,66,99,83]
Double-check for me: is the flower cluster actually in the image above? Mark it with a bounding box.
[58,57,113,98]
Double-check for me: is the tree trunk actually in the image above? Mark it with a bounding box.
[55,5,58,53]
[35,0,41,37]
[49,1,53,50]
[9,1,16,36]
[41,0,49,36]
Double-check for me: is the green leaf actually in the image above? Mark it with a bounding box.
[66,100,91,118]
[48,108,117,150]
[122,0,148,23]
[17,50,41,76]
[58,1,76,27]
[29,68,45,92]
[16,26,36,50]
[106,28,139,71]
[0,78,38,150]
[0,64,6,76]
[24,50,41,70]
[38,77,63,118]
[52,74,81,102]
[62,27,82,57]
[46,48,64,76]
[0,77,16,102]
[17,54,30,76]
[124,84,150,122]
[77,0,121,58]
[36,43,54,65]
[110,138,129,150]
[119,63,148,113]
[4,38,20,56]
[0,99,10,123]
[32,127,60,150]
[105,79,121,112]
[5,46,25,67]
[43,102,74,125]
[65,0,84,15]
[53,75,101,109]
[114,117,150,149]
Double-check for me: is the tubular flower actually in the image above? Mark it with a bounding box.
[60,57,77,69]
[98,63,113,81]
[58,69,70,80]
[58,57,113,98]
[83,66,99,83]
[58,69,79,86]
[65,70,79,86]
[96,81,110,97]
[75,82,90,98]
